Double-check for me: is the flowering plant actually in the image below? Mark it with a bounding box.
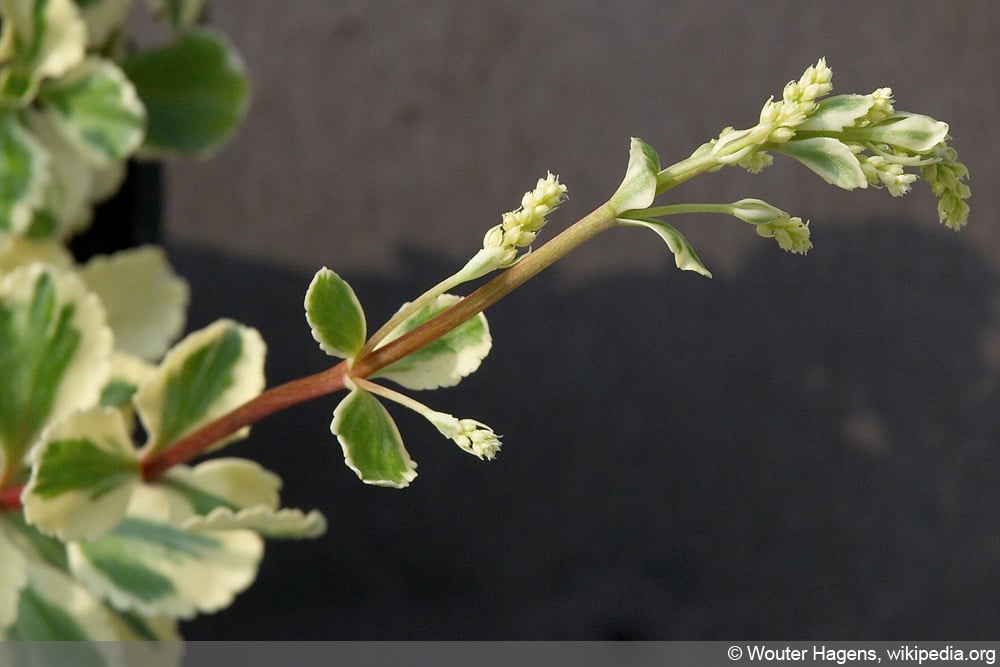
[0,52,969,644]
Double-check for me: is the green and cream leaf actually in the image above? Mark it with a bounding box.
[332,386,417,488]
[80,246,190,361]
[374,294,491,390]
[617,217,713,278]
[860,112,950,153]
[609,137,660,213]
[157,458,327,539]
[305,267,366,361]
[22,106,124,238]
[5,559,121,641]
[67,485,263,620]
[22,407,140,541]
[0,236,72,273]
[39,57,146,166]
[0,110,50,236]
[134,319,266,454]
[798,94,875,132]
[0,0,86,87]
[158,458,281,518]
[0,265,113,475]
[779,137,867,190]
[184,506,327,540]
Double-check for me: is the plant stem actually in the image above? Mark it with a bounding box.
[139,202,619,480]
[140,362,348,479]
[0,484,22,511]
[656,150,720,193]
[350,202,619,378]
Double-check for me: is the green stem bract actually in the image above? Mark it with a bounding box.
[656,151,720,194]
[620,203,735,220]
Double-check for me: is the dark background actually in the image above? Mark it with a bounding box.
[141,0,1000,640]
[175,216,1000,638]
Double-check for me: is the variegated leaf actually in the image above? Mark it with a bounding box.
[159,458,326,539]
[0,265,113,477]
[0,110,50,236]
[68,485,263,620]
[332,385,417,488]
[617,217,713,278]
[39,57,146,166]
[22,407,140,541]
[134,319,266,454]
[80,246,190,361]
[374,294,491,390]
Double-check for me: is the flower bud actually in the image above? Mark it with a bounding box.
[729,198,787,225]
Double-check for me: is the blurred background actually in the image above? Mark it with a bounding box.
[163,1,1000,638]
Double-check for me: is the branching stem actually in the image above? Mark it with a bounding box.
[137,202,620,480]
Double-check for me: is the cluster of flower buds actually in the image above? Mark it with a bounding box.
[484,171,568,267]
[704,59,969,230]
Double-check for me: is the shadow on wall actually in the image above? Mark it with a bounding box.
[175,218,1000,640]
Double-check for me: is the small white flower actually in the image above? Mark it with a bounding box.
[755,216,812,255]
[424,411,501,460]
[860,155,917,197]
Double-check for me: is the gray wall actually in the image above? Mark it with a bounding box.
[166,0,1000,282]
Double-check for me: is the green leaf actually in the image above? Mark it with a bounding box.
[123,27,249,157]
[134,319,266,453]
[373,294,491,390]
[305,267,366,361]
[332,386,417,488]
[79,245,190,361]
[0,265,113,476]
[39,57,146,165]
[22,407,140,541]
[617,217,713,278]
[779,136,867,190]
[608,137,660,213]
[68,485,263,619]
[0,110,50,236]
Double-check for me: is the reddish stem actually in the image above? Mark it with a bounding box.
[140,203,618,482]
[0,484,23,511]
[140,362,348,480]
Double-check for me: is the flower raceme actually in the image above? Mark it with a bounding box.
[457,172,568,283]
[701,58,970,231]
